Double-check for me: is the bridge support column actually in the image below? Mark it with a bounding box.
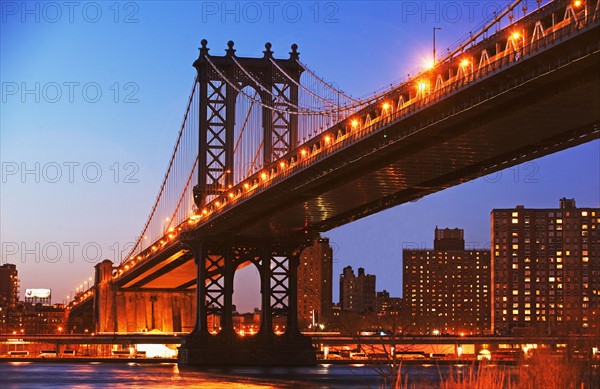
[178,236,316,367]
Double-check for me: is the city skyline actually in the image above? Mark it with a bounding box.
[2,1,599,313]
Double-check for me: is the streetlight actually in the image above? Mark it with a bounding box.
[433,27,442,67]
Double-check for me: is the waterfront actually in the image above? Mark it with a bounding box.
[0,362,474,388]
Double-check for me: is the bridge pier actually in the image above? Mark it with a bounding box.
[178,235,316,366]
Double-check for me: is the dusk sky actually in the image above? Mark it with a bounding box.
[1,0,598,313]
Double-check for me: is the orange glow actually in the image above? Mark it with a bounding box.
[215,201,221,207]
[228,192,234,198]
[382,102,390,110]
[243,183,249,189]
[202,208,208,214]
[511,31,521,40]
[460,58,470,67]
[300,149,308,157]
[424,59,435,70]
[573,0,583,7]
[324,135,331,143]
[351,119,359,128]
[417,81,428,92]
[260,172,268,180]
[279,161,286,168]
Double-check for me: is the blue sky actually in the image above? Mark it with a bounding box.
[1,1,598,312]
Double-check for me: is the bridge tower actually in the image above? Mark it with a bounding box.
[180,40,316,366]
[192,39,302,207]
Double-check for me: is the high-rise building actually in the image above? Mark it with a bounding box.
[0,263,19,307]
[297,236,333,328]
[339,266,376,313]
[491,198,600,335]
[403,228,491,335]
[0,263,20,333]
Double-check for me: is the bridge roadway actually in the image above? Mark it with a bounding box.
[3,334,593,346]
[111,8,600,291]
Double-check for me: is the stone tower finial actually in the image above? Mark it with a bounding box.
[289,43,299,60]
[263,42,273,58]
[199,39,209,57]
[226,40,236,57]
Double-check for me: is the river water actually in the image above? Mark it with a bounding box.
[0,362,462,388]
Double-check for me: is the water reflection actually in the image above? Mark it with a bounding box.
[0,363,384,388]
[0,362,484,388]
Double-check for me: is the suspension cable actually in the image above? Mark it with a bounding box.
[234,90,259,154]
[165,154,199,233]
[269,58,341,108]
[295,59,360,104]
[125,78,198,261]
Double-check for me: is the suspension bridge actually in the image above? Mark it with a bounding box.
[66,0,600,366]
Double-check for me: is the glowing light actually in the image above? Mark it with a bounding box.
[432,329,440,336]
[260,172,268,181]
[202,208,208,214]
[164,217,169,221]
[417,81,429,92]
[424,59,435,70]
[573,0,583,7]
[511,31,521,40]
[324,135,331,143]
[300,149,308,157]
[279,161,286,169]
[382,102,390,110]
[243,183,249,189]
[228,192,234,198]
[215,201,220,207]
[460,58,470,67]
[351,119,359,128]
